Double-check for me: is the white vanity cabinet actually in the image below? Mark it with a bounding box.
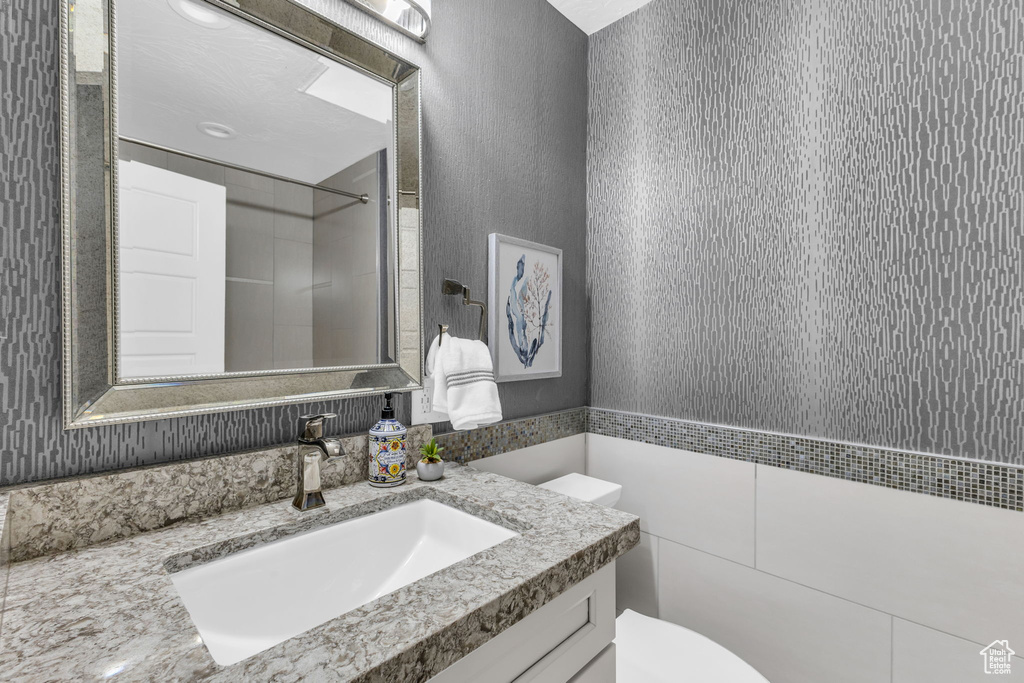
[429,562,617,683]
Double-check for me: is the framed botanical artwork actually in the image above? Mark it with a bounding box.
[488,234,562,382]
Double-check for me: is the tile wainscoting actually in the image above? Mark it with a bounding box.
[438,407,1023,512]
[588,408,1023,511]
[475,420,1024,683]
[592,434,1024,683]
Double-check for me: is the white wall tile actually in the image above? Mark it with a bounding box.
[273,239,313,327]
[616,531,658,617]
[586,434,755,565]
[893,618,1024,683]
[659,539,891,683]
[273,324,313,369]
[468,434,585,485]
[756,466,1024,646]
[225,281,273,372]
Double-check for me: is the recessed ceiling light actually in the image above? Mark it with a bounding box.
[197,121,237,139]
[167,0,231,29]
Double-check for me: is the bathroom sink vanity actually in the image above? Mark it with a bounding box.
[13,0,645,677]
[0,465,638,681]
[169,498,519,666]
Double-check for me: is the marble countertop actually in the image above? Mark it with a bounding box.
[0,491,9,630]
[0,466,638,682]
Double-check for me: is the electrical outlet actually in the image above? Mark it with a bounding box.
[411,377,448,425]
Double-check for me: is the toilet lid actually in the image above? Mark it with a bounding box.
[615,610,769,683]
[537,473,621,507]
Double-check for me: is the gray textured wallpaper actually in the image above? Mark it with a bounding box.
[0,0,588,485]
[588,0,1024,463]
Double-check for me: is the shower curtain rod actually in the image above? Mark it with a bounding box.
[118,136,370,204]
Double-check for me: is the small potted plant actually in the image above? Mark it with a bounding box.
[416,438,445,481]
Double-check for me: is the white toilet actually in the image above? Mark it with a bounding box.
[539,474,769,683]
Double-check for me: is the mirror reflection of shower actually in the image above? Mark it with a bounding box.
[115,0,397,380]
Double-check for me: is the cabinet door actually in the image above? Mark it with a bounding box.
[429,563,616,683]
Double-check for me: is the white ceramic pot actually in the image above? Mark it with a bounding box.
[416,460,444,481]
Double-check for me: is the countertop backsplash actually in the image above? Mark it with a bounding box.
[1,425,431,563]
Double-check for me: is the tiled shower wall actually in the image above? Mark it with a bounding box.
[120,141,318,372]
[587,0,1024,463]
[0,0,589,486]
[313,153,386,367]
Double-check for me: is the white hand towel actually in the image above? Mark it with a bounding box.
[425,333,502,431]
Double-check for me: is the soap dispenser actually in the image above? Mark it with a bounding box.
[368,392,407,487]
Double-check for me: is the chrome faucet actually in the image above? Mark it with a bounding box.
[292,413,344,511]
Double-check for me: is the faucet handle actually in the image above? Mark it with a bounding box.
[299,413,337,440]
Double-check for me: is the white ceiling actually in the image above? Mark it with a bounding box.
[545,0,657,35]
[117,0,393,185]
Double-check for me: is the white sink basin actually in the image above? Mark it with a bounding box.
[169,498,518,665]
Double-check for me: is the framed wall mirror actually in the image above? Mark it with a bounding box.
[60,0,423,428]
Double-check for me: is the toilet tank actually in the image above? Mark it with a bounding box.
[538,473,622,508]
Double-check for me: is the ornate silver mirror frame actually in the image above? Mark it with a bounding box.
[60,0,423,429]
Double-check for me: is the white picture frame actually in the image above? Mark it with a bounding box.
[488,233,562,382]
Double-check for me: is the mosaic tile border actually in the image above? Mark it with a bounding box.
[434,408,588,464]
[588,408,1024,512]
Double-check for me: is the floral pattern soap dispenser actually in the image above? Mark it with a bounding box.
[369,392,407,487]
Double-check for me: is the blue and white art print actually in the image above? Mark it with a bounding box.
[488,234,562,382]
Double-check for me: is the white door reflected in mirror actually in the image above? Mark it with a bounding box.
[118,160,226,378]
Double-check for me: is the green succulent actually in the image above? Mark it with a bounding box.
[419,438,444,463]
